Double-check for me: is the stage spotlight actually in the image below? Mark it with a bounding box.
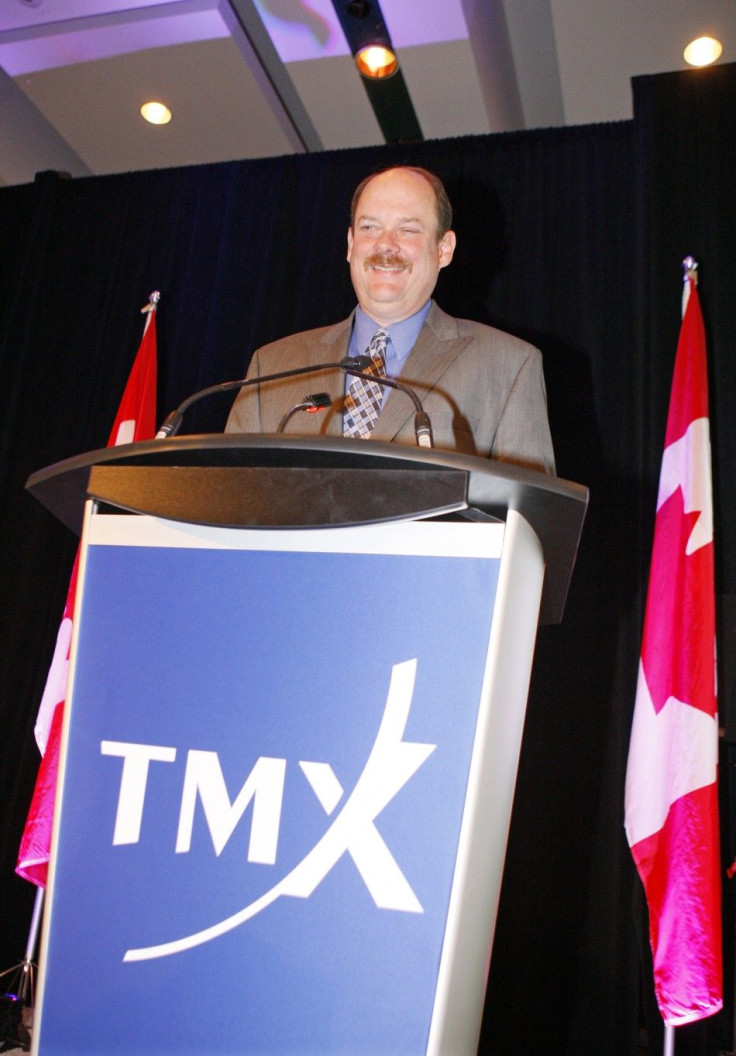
[330,0,422,141]
[355,43,398,79]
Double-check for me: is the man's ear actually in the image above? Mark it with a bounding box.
[346,227,353,263]
[438,230,456,269]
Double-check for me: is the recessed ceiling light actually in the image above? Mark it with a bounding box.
[683,36,723,67]
[140,101,172,125]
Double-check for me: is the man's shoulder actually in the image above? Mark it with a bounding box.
[256,316,352,360]
[426,302,540,358]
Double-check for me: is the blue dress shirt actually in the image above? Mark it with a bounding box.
[347,301,432,409]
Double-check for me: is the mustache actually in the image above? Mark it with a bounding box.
[363,253,412,271]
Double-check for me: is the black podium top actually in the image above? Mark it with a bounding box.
[26,435,588,625]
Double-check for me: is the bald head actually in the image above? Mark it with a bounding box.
[350,166,453,241]
[346,166,457,326]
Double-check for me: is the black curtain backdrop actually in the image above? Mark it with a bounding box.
[1,63,734,1055]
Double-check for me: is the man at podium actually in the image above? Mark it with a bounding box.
[226,165,555,475]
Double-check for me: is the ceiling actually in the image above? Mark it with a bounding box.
[0,0,732,188]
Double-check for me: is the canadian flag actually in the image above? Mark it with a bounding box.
[16,295,159,887]
[624,267,722,1025]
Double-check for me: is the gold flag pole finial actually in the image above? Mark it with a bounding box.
[682,257,698,285]
[141,290,161,314]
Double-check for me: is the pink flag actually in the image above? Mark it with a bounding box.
[624,268,722,1025]
[16,295,159,887]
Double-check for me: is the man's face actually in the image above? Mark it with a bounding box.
[347,169,456,326]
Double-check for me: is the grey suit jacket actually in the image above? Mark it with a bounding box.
[226,301,555,474]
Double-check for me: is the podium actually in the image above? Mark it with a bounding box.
[27,437,587,1056]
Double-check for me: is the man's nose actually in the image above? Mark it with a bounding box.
[374,229,400,253]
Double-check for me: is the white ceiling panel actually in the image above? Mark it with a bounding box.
[0,5,229,75]
[15,36,296,174]
[399,40,491,141]
[550,0,734,124]
[285,53,383,151]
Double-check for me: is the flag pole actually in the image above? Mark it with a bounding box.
[660,256,700,1056]
[664,1022,674,1056]
[626,253,722,1047]
[0,886,44,1046]
[659,256,698,1056]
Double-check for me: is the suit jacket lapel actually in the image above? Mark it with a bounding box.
[298,302,471,441]
[371,301,472,442]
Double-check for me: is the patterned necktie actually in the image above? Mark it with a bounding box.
[343,328,388,438]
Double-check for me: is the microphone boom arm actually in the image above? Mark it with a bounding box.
[155,360,364,439]
[156,355,433,448]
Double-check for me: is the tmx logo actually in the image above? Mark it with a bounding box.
[100,660,436,962]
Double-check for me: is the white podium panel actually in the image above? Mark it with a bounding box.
[34,510,542,1056]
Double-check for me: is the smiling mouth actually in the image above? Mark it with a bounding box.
[364,255,411,273]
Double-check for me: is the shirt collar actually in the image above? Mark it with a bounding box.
[350,301,432,374]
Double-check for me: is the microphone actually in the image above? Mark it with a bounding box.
[155,354,433,448]
[155,357,368,438]
[278,392,332,433]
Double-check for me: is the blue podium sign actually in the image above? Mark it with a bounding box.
[36,515,507,1056]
